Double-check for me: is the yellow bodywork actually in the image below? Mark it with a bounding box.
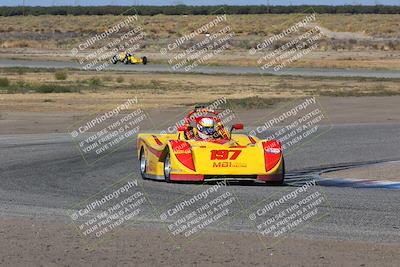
[137,130,284,181]
[114,52,147,64]
[127,55,144,64]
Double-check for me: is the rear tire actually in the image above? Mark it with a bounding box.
[277,157,285,185]
[164,149,171,183]
[111,56,117,64]
[142,56,148,65]
[139,147,148,180]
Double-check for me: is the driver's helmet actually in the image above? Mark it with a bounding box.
[196,117,215,139]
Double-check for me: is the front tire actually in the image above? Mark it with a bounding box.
[142,56,147,65]
[164,149,171,183]
[277,157,285,185]
[268,157,285,185]
[123,57,129,64]
[139,147,148,180]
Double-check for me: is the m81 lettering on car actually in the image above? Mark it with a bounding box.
[212,162,247,168]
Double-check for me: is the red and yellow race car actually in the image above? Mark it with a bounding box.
[137,107,284,184]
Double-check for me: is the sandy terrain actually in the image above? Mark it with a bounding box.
[1,12,400,70]
[1,217,399,267]
[1,96,400,135]
[1,49,400,70]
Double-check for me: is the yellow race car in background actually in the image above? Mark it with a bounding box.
[137,107,285,184]
[111,52,147,65]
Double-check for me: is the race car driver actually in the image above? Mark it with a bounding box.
[195,117,220,140]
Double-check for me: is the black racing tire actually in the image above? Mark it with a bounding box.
[123,57,129,64]
[111,56,118,64]
[142,56,148,65]
[164,148,171,183]
[139,147,148,180]
[267,157,285,186]
[278,157,285,185]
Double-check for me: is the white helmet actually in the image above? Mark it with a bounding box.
[197,117,215,139]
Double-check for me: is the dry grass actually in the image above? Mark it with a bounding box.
[0,14,399,38]
[0,68,399,112]
[0,14,399,50]
[0,14,399,70]
[0,14,400,70]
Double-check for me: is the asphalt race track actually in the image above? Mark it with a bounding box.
[1,59,400,78]
[1,123,399,243]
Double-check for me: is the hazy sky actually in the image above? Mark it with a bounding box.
[2,0,399,6]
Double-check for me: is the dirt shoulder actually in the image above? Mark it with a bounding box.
[0,217,399,267]
[1,96,400,135]
[1,49,400,70]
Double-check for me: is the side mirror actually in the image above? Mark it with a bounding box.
[229,123,244,139]
[177,125,188,132]
[232,123,244,130]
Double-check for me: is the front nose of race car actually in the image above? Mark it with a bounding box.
[191,145,267,175]
[168,140,283,182]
